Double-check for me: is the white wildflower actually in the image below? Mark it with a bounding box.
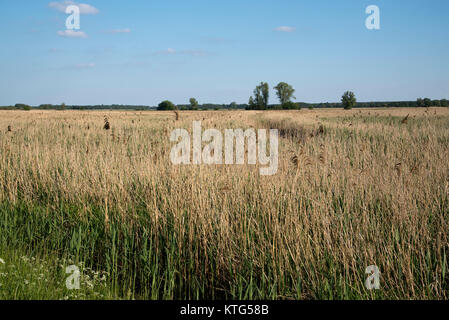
[0,258,5,264]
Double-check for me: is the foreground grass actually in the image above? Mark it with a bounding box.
[0,108,448,300]
[0,245,114,299]
[0,200,389,300]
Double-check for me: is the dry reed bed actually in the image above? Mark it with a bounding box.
[0,108,448,299]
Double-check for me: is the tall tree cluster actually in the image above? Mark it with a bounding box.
[249,82,270,110]
[274,82,296,106]
[248,82,297,110]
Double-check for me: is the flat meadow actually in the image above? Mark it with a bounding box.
[0,107,448,299]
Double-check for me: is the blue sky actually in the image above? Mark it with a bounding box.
[0,0,448,106]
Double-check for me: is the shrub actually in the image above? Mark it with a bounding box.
[341,91,356,110]
[281,101,300,110]
[15,104,31,111]
[157,100,176,111]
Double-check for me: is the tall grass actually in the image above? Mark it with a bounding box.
[0,108,448,299]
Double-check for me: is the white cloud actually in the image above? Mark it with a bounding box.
[75,63,95,69]
[57,30,88,38]
[103,28,131,34]
[155,48,211,57]
[155,48,176,55]
[49,1,99,15]
[274,26,296,33]
[202,36,229,44]
[180,50,211,57]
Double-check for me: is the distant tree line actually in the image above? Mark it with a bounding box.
[1,97,448,111]
[67,104,149,110]
[157,99,247,111]
[0,103,31,110]
[300,99,449,109]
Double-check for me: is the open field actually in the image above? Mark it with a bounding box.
[0,108,448,299]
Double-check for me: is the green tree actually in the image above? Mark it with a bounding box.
[157,100,176,110]
[189,98,199,110]
[15,104,31,110]
[417,98,424,107]
[274,82,296,106]
[417,98,432,107]
[423,98,432,107]
[281,101,299,110]
[248,97,255,109]
[251,82,269,110]
[341,91,356,110]
[261,82,269,109]
[253,87,263,109]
